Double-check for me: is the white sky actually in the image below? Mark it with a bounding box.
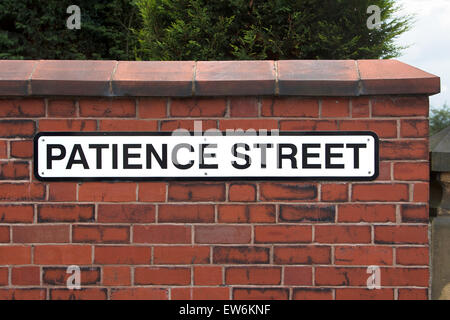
[396,0,450,108]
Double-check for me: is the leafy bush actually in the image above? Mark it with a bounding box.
[0,0,139,60]
[135,0,411,60]
[430,104,450,136]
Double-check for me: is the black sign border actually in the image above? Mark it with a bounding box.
[33,131,379,182]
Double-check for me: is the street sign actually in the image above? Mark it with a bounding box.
[34,132,379,181]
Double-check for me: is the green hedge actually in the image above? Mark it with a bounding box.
[135,0,411,60]
[0,0,139,60]
[0,0,410,61]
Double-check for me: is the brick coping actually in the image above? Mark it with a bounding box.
[0,59,440,97]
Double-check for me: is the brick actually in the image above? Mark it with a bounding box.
[335,246,393,265]
[381,267,429,286]
[98,204,155,223]
[229,183,256,202]
[321,98,350,117]
[280,120,338,131]
[0,161,29,180]
[38,119,97,131]
[401,119,428,138]
[220,119,278,131]
[103,266,131,286]
[138,98,167,118]
[34,245,92,265]
[321,184,348,202]
[398,289,428,300]
[79,99,136,117]
[340,120,397,138]
[336,288,394,300]
[213,247,270,264]
[135,267,190,285]
[194,266,223,285]
[0,120,35,138]
[413,183,429,202]
[43,267,100,285]
[401,204,428,223]
[153,246,210,264]
[380,140,428,160]
[133,225,191,244]
[0,183,45,201]
[31,60,115,96]
[293,288,333,300]
[78,182,136,202]
[230,97,258,117]
[10,140,33,158]
[168,182,225,201]
[99,119,157,131]
[225,267,281,285]
[47,99,77,117]
[111,288,167,300]
[171,288,191,300]
[396,247,429,266]
[254,225,312,243]
[0,289,45,300]
[195,226,251,244]
[315,267,368,286]
[0,268,7,286]
[260,183,317,201]
[0,205,34,223]
[274,246,331,264]
[138,182,166,202]
[193,287,230,300]
[372,97,428,117]
[315,225,371,243]
[159,205,214,223]
[262,98,319,117]
[378,161,392,181]
[196,60,275,96]
[0,141,6,159]
[113,61,193,97]
[48,182,77,201]
[0,246,31,264]
[50,288,107,300]
[280,205,335,223]
[218,205,275,223]
[284,267,313,285]
[352,184,409,202]
[394,162,429,181]
[375,225,428,244]
[171,98,226,117]
[233,288,289,300]
[160,120,217,132]
[38,205,94,223]
[338,204,396,223]
[351,97,370,118]
[94,246,150,264]
[13,225,70,243]
[0,99,45,117]
[0,226,9,243]
[72,225,130,243]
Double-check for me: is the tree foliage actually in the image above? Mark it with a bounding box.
[430,104,450,136]
[135,0,411,61]
[0,0,139,60]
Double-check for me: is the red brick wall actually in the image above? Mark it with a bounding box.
[0,95,430,300]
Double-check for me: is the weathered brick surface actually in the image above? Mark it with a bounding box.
[0,94,430,300]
